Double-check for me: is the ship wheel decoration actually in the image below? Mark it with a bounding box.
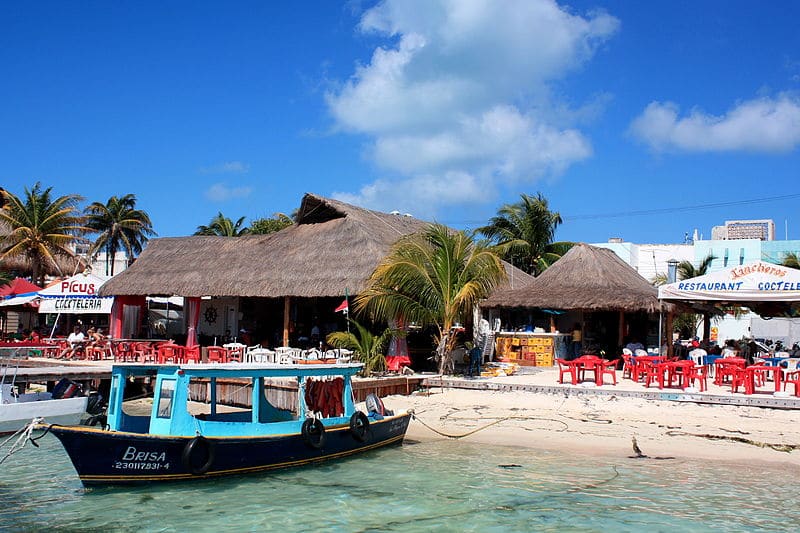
[204,306,218,324]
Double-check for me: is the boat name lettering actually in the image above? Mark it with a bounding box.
[121,446,167,463]
[730,263,787,280]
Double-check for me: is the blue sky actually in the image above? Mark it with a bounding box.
[2,0,799,245]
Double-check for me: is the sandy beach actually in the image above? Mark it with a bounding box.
[386,374,800,468]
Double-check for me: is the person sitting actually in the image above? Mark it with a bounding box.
[625,338,645,353]
[61,326,86,359]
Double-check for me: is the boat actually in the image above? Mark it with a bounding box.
[0,365,89,436]
[41,362,412,486]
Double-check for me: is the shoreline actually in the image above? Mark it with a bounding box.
[386,387,800,468]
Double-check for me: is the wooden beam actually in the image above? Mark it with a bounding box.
[283,296,290,347]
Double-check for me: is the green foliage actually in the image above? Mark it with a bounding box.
[325,320,397,375]
[85,194,156,275]
[195,212,249,236]
[782,252,800,269]
[356,223,507,374]
[477,192,573,276]
[249,213,293,235]
[0,183,88,285]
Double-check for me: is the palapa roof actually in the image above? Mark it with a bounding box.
[100,193,532,299]
[481,243,668,313]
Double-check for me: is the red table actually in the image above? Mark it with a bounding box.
[733,365,782,395]
[714,357,746,385]
[657,360,695,389]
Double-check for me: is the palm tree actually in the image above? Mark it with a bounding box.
[355,223,507,374]
[195,212,249,236]
[782,252,800,269]
[477,192,573,276]
[0,183,88,286]
[675,253,717,340]
[85,194,156,276]
[248,213,293,235]
[677,253,716,281]
[325,320,396,376]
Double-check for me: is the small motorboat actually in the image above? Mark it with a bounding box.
[42,362,411,485]
[0,373,88,436]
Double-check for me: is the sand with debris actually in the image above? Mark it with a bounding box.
[385,381,800,467]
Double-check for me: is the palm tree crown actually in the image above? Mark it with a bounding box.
[0,183,88,285]
[677,254,716,280]
[355,223,507,373]
[781,252,800,269]
[195,212,249,236]
[85,194,156,276]
[477,192,572,276]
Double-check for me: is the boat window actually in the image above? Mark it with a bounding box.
[108,375,119,416]
[157,379,176,419]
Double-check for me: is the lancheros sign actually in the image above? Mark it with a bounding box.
[38,273,114,314]
[658,261,800,302]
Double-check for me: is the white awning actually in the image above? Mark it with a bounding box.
[659,261,800,302]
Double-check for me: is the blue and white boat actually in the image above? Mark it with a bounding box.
[42,362,411,485]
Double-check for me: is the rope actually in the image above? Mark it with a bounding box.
[410,412,569,438]
[0,417,43,465]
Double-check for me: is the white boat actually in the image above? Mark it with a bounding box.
[0,367,88,436]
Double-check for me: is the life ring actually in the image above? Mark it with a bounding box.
[182,436,215,475]
[349,411,370,442]
[301,418,326,449]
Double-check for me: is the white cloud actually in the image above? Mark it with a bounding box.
[326,0,618,213]
[199,161,250,174]
[630,95,800,153]
[204,183,253,202]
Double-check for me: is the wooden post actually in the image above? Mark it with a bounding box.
[282,296,291,347]
[703,313,711,346]
[666,312,674,357]
[618,310,625,349]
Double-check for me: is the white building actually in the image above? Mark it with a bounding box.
[592,218,800,348]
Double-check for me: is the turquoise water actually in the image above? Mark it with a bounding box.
[1,435,798,532]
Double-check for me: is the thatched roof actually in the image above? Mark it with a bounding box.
[481,243,668,313]
[100,193,532,299]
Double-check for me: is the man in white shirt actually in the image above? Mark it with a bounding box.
[61,326,86,358]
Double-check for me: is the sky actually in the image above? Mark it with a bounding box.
[1,0,799,245]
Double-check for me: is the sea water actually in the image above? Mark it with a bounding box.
[1,435,797,532]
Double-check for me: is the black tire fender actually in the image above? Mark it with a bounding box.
[349,411,370,442]
[182,436,215,475]
[301,418,326,449]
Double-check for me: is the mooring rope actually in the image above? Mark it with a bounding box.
[0,417,43,465]
[410,412,570,438]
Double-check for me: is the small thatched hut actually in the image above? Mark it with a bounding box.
[101,193,532,349]
[481,243,670,355]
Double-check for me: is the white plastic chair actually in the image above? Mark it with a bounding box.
[634,349,648,357]
[622,348,633,356]
[780,358,800,382]
[688,348,707,366]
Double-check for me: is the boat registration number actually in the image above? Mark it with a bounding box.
[113,446,170,470]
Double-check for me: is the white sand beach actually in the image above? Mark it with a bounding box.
[387,371,800,468]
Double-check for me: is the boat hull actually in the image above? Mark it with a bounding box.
[0,396,88,436]
[45,412,412,485]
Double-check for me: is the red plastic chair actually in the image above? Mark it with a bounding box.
[207,346,227,364]
[157,343,185,364]
[555,358,577,385]
[686,365,709,391]
[132,342,156,363]
[183,345,201,364]
[599,359,618,385]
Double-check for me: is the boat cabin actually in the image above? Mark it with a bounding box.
[107,363,364,437]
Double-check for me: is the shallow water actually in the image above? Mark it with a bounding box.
[1,435,797,532]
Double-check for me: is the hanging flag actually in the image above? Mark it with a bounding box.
[335,299,349,314]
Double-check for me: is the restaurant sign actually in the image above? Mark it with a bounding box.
[658,261,800,302]
[37,272,114,314]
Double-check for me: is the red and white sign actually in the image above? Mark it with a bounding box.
[38,273,114,314]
